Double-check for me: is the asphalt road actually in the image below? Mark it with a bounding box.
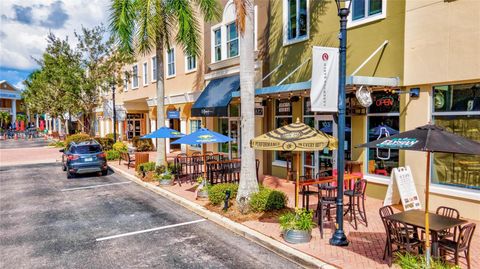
[0,137,50,149]
[0,153,302,268]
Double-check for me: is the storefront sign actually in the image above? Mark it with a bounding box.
[167,110,180,119]
[255,107,264,117]
[377,138,419,149]
[276,99,291,115]
[384,166,421,211]
[311,46,339,112]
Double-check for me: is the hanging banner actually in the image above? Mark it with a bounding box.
[310,46,339,112]
[384,166,422,211]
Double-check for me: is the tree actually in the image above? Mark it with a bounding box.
[234,0,259,212]
[0,111,10,129]
[109,0,220,166]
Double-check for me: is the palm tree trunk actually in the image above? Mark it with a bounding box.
[155,41,166,166]
[236,0,259,211]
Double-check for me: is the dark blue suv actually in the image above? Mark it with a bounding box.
[61,140,108,178]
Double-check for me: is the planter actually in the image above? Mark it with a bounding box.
[282,229,312,244]
[197,189,209,199]
[158,178,173,186]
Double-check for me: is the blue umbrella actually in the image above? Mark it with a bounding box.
[369,125,398,136]
[172,128,232,177]
[141,126,185,139]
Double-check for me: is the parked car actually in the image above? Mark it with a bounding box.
[60,140,108,178]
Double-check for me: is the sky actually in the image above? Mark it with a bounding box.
[0,0,110,90]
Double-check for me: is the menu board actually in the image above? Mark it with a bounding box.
[384,166,422,211]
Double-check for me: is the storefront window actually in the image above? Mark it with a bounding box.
[190,119,201,149]
[367,91,400,177]
[275,99,293,162]
[432,83,480,190]
[218,118,229,154]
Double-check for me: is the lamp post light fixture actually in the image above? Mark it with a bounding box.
[330,0,352,247]
[111,83,117,143]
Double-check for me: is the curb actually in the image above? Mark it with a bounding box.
[110,165,336,269]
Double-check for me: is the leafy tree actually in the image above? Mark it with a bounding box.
[0,111,10,129]
[109,0,220,165]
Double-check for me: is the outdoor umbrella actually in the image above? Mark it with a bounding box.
[171,128,232,178]
[357,124,480,263]
[250,118,338,208]
[141,126,185,166]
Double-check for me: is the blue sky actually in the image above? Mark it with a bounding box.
[0,0,109,89]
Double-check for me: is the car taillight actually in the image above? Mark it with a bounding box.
[68,154,80,161]
[97,152,106,158]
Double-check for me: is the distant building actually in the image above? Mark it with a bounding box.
[0,80,24,123]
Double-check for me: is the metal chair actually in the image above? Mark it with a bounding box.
[439,223,476,269]
[379,205,395,261]
[384,218,424,267]
[299,176,319,210]
[344,179,368,229]
[437,206,461,240]
[316,182,337,239]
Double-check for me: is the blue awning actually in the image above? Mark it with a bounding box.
[192,75,240,117]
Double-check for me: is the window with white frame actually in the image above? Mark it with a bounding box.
[143,62,148,86]
[166,48,175,77]
[283,0,309,44]
[214,28,222,62]
[185,54,196,72]
[132,65,139,88]
[349,0,386,27]
[123,71,128,91]
[190,119,202,148]
[226,23,238,58]
[151,56,157,82]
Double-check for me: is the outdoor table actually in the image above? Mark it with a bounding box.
[384,209,467,257]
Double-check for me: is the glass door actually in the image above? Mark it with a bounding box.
[317,116,337,174]
[229,119,240,159]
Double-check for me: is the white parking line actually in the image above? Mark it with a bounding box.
[61,182,131,191]
[96,219,206,242]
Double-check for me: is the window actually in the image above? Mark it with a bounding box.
[123,71,128,91]
[185,54,197,72]
[284,0,309,44]
[132,65,139,88]
[151,56,157,82]
[366,91,400,177]
[190,119,201,148]
[166,48,175,77]
[275,99,293,162]
[226,23,238,58]
[214,28,222,62]
[349,0,386,27]
[142,62,148,86]
[432,83,480,190]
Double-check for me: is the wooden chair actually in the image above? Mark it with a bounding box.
[344,179,368,229]
[119,152,135,169]
[384,219,424,266]
[439,223,476,269]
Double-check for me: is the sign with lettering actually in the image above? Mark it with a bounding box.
[384,166,421,211]
[167,110,180,119]
[255,107,264,117]
[311,46,339,112]
[276,99,291,116]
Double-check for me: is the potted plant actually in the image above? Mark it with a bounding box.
[196,176,209,199]
[155,169,174,186]
[279,208,315,244]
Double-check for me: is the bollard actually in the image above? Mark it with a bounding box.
[223,190,231,211]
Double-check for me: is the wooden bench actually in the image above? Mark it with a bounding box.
[119,152,135,169]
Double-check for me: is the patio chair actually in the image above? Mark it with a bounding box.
[286,154,296,181]
[384,218,424,267]
[344,179,368,229]
[316,182,337,239]
[438,223,476,269]
[174,153,189,184]
[299,176,319,210]
[421,206,460,241]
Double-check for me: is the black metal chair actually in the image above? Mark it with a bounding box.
[344,178,368,229]
[316,182,337,239]
[437,206,461,240]
[384,218,424,267]
[438,223,476,269]
[299,176,319,210]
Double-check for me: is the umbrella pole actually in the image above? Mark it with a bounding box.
[203,144,207,179]
[425,151,431,267]
[295,152,300,209]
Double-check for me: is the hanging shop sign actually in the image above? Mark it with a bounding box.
[167,110,180,119]
[369,92,400,114]
[310,46,339,112]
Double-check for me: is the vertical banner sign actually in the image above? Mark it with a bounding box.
[384,166,422,211]
[311,46,339,112]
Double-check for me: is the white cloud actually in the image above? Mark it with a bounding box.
[0,0,110,71]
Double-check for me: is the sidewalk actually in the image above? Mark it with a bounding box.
[112,155,480,269]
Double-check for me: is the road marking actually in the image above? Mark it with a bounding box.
[96,219,206,242]
[61,182,131,191]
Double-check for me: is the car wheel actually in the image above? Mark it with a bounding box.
[67,171,75,179]
[101,169,108,176]
[62,164,66,171]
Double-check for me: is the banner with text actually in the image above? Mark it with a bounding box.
[311,46,339,112]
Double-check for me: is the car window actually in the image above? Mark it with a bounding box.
[71,145,102,154]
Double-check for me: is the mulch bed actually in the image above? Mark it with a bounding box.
[205,200,293,223]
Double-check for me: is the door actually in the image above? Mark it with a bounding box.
[229,119,240,159]
[303,115,337,177]
[169,118,181,150]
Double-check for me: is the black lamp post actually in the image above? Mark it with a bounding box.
[111,83,117,143]
[330,0,352,247]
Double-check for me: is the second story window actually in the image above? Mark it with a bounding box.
[151,56,157,82]
[143,62,148,86]
[214,29,222,62]
[226,23,238,58]
[132,65,138,88]
[166,48,175,77]
[349,0,386,27]
[284,0,308,44]
[185,54,197,72]
[123,71,128,91]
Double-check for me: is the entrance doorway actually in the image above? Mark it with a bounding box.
[218,118,241,159]
[169,118,181,150]
[126,113,144,140]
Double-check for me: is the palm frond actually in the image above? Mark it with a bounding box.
[233,0,247,35]
[166,0,200,57]
[193,0,221,22]
[109,0,137,55]
[136,0,158,55]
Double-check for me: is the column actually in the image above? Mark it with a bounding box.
[118,120,124,141]
[165,119,170,153]
[11,99,16,123]
[36,114,39,128]
[53,118,57,132]
[180,119,187,153]
[150,118,157,147]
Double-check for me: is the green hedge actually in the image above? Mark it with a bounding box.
[136,161,156,173]
[132,136,154,151]
[106,150,120,160]
[105,133,120,140]
[113,141,128,152]
[65,133,91,147]
[95,137,114,151]
[208,183,239,205]
[249,187,288,212]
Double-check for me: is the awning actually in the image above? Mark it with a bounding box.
[192,75,240,117]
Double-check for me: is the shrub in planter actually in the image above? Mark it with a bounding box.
[155,171,174,186]
[95,137,114,151]
[65,133,91,147]
[136,161,156,173]
[196,176,210,199]
[208,183,238,205]
[106,150,120,160]
[106,133,120,140]
[279,208,315,244]
[132,136,154,151]
[113,141,128,152]
[249,187,288,212]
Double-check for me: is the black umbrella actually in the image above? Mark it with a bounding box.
[357,124,480,263]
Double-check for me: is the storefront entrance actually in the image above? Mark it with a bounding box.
[303,115,337,177]
[126,113,143,140]
[218,118,240,159]
[169,118,181,150]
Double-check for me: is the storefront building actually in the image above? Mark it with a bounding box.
[0,80,23,124]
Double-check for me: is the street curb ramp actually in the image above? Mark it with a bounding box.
[110,165,337,269]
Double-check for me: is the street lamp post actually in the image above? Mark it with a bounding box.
[330,0,351,247]
[111,83,117,143]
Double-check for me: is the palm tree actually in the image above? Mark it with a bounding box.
[109,0,220,165]
[233,0,259,211]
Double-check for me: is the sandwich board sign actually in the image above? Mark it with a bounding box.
[383,166,422,211]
